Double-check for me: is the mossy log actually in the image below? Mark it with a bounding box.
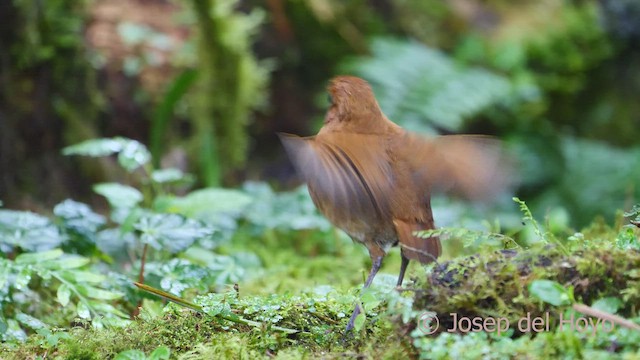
[411,247,640,334]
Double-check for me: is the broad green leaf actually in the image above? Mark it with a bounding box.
[96,228,136,257]
[152,259,210,295]
[87,301,130,319]
[361,291,381,312]
[181,246,218,265]
[64,137,151,172]
[160,188,252,220]
[15,313,47,330]
[148,346,171,360]
[117,207,144,233]
[114,349,146,360]
[54,199,106,234]
[16,249,63,264]
[14,267,32,289]
[93,183,143,209]
[62,138,124,157]
[242,182,330,231]
[47,255,90,270]
[60,270,106,283]
[151,168,190,184]
[0,210,65,251]
[57,284,71,306]
[529,280,571,306]
[135,214,213,253]
[77,284,123,300]
[591,297,622,314]
[117,139,151,172]
[77,301,91,319]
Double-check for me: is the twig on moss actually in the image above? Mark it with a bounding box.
[572,303,640,332]
[134,282,301,334]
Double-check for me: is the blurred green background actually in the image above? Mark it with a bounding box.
[1,0,639,227]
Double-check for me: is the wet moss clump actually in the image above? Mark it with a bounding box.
[410,245,640,334]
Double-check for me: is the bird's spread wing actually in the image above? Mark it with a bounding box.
[395,133,512,201]
[278,132,394,228]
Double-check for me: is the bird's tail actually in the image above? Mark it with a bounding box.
[393,219,441,264]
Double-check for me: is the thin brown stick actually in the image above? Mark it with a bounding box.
[573,303,640,331]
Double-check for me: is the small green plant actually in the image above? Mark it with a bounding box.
[529,279,574,306]
[513,197,570,254]
[0,248,127,341]
[63,137,258,297]
[115,346,170,360]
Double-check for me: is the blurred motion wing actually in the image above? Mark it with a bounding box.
[397,133,513,200]
[278,132,393,228]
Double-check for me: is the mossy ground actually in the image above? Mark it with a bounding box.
[2,223,640,359]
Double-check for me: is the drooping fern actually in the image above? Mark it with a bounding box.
[340,37,513,133]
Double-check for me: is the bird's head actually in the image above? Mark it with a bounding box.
[321,76,388,134]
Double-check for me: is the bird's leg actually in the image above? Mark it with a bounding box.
[396,253,410,287]
[346,254,383,332]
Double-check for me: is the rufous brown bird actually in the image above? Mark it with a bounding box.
[279,76,510,332]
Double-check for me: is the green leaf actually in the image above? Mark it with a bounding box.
[150,168,190,184]
[15,267,32,289]
[57,284,71,306]
[361,291,381,312]
[591,297,622,314]
[15,313,47,330]
[134,214,213,253]
[114,349,146,360]
[353,312,366,332]
[16,249,64,264]
[77,284,123,300]
[62,138,124,157]
[54,199,106,235]
[160,188,253,220]
[117,139,151,172]
[76,301,91,319]
[87,301,130,319]
[529,280,571,306]
[93,183,143,208]
[148,258,210,295]
[59,270,106,283]
[63,137,151,172]
[242,182,330,231]
[0,210,65,251]
[148,346,171,360]
[47,255,90,269]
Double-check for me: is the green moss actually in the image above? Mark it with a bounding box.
[411,246,640,334]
